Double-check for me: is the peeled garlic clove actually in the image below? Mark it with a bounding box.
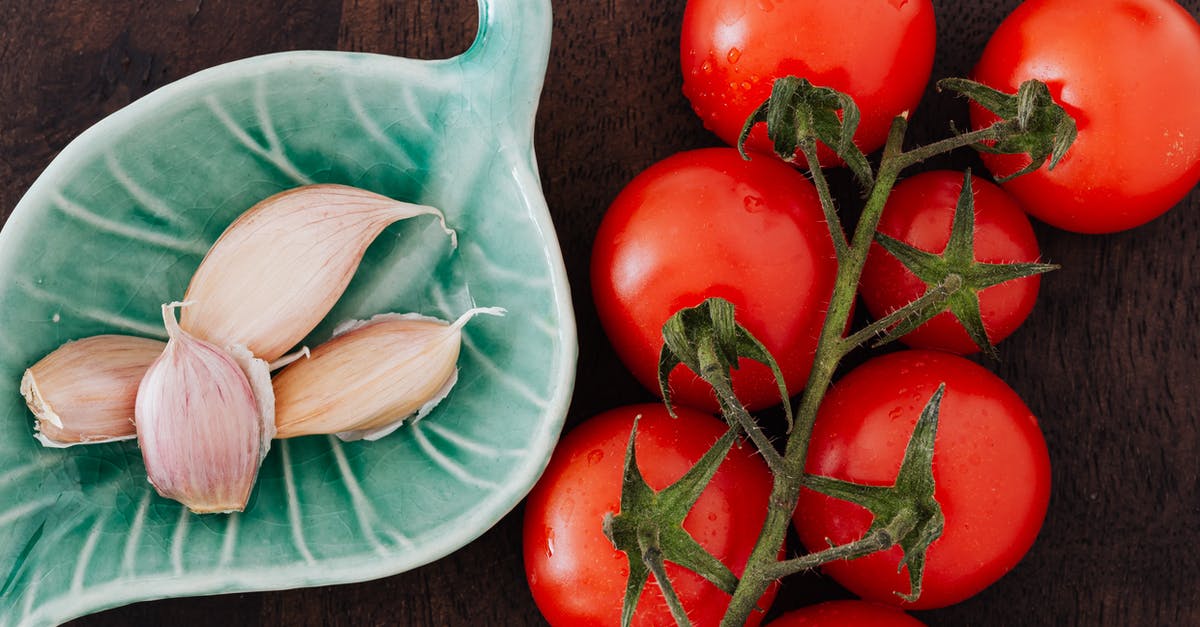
[20,335,164,447]
[273,307,504,441]
[180,184,455,362]
[136,302,274,514]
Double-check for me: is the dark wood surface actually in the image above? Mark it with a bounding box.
[2,1,1198,625]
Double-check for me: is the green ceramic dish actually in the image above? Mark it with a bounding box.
[0,1,573,624]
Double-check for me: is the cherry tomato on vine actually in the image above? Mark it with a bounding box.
[591,148,837,412]
[792,350,1051,609]
[680,0,936,165]
[522,404,777,626]
[859,170,1045,354]
[768,600,925,627]
[969,0,1200,233]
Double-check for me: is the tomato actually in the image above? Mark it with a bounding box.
[792,350,1051,609]
[859,170,1045,354]
[680,0,936,165]
[522,404,777,626]
[591,148,836,412]
[969,0,1200,233]
[768,600,925,626]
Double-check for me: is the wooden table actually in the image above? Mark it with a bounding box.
[2,1,1197,625]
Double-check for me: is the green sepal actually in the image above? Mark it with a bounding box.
[938,78,1077,181]
[603,417,742,627]
[871,170,1059,358]
[658,298,793,431]
[737,77,874,190]
[801,384,948,602]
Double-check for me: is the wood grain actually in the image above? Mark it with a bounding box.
[0,0,1196,625]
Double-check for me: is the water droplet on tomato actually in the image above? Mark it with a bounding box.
[757,0,775,12]
[701,58,714,74]
[588,449,604,465]
[727,47,742,64]
[740,81,752,91]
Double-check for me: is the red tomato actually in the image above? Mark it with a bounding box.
[969,0,1200,233]
[768,600,925,626]
[792,350,1051,609]
[680,0,936,164]
[591,148,837,412]
[859,170,1045,354]
[522,404,777,626]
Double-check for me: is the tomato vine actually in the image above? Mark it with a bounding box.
[604,76,1077,627]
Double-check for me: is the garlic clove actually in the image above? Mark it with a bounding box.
[180,184,455,362]
[273,307,504,440]
[20,335,164,447]
[136,302,274,514]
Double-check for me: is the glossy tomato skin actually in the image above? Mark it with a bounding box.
[859,170,1044,354]
[768,600,925,626]
[792,350,1051,609]
[970,0,1200,233]
[523,404,777,626]
[591,148,837,412]
[681,0,936,164]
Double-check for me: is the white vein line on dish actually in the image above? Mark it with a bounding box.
[13,277,168,340]
[18,566,42,625]
[217,512,240,569]
[170,506,190,576]
[0,496,57,528]
[327,436,390,557]
[280,440,317,565]
[203,92,313,186]
[428,286,548,410]
[462,240,552,289]
[0,455,61,486]
[460,331,548,410]
[341,76,419,169]
[103,152,190,230]
[70,512,109,594]
[420,420,528,459]
[50,191,209,257]
[411,423,501,490]
[120,491,153,577]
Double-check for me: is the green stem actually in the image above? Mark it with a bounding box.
[721,395,786,473]
[641,537,692,627]
[719,118,914,627]
[700,344,786,473]
[839,273,963,354]
[763,527,893,580]
[893,125,1003,171]
[799,138,849,260]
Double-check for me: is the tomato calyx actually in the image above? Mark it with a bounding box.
[939,78,1077,181]
[870,170,1059,358]
[659,297,790,471]
[795,384,948,602]
[602,417,743,627]
[738,76,874,191]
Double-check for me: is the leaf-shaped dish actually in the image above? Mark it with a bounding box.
[0,1,574,624]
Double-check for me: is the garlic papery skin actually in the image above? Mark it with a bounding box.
[273,307,504,441]
[136,302,274,514]
[179,184,455,362]
[20,335,163,447]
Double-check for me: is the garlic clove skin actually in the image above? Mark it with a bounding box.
[273,307,504,440]
[180,184,455,362]
[136,302,274,514]
[21,335,164,447]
